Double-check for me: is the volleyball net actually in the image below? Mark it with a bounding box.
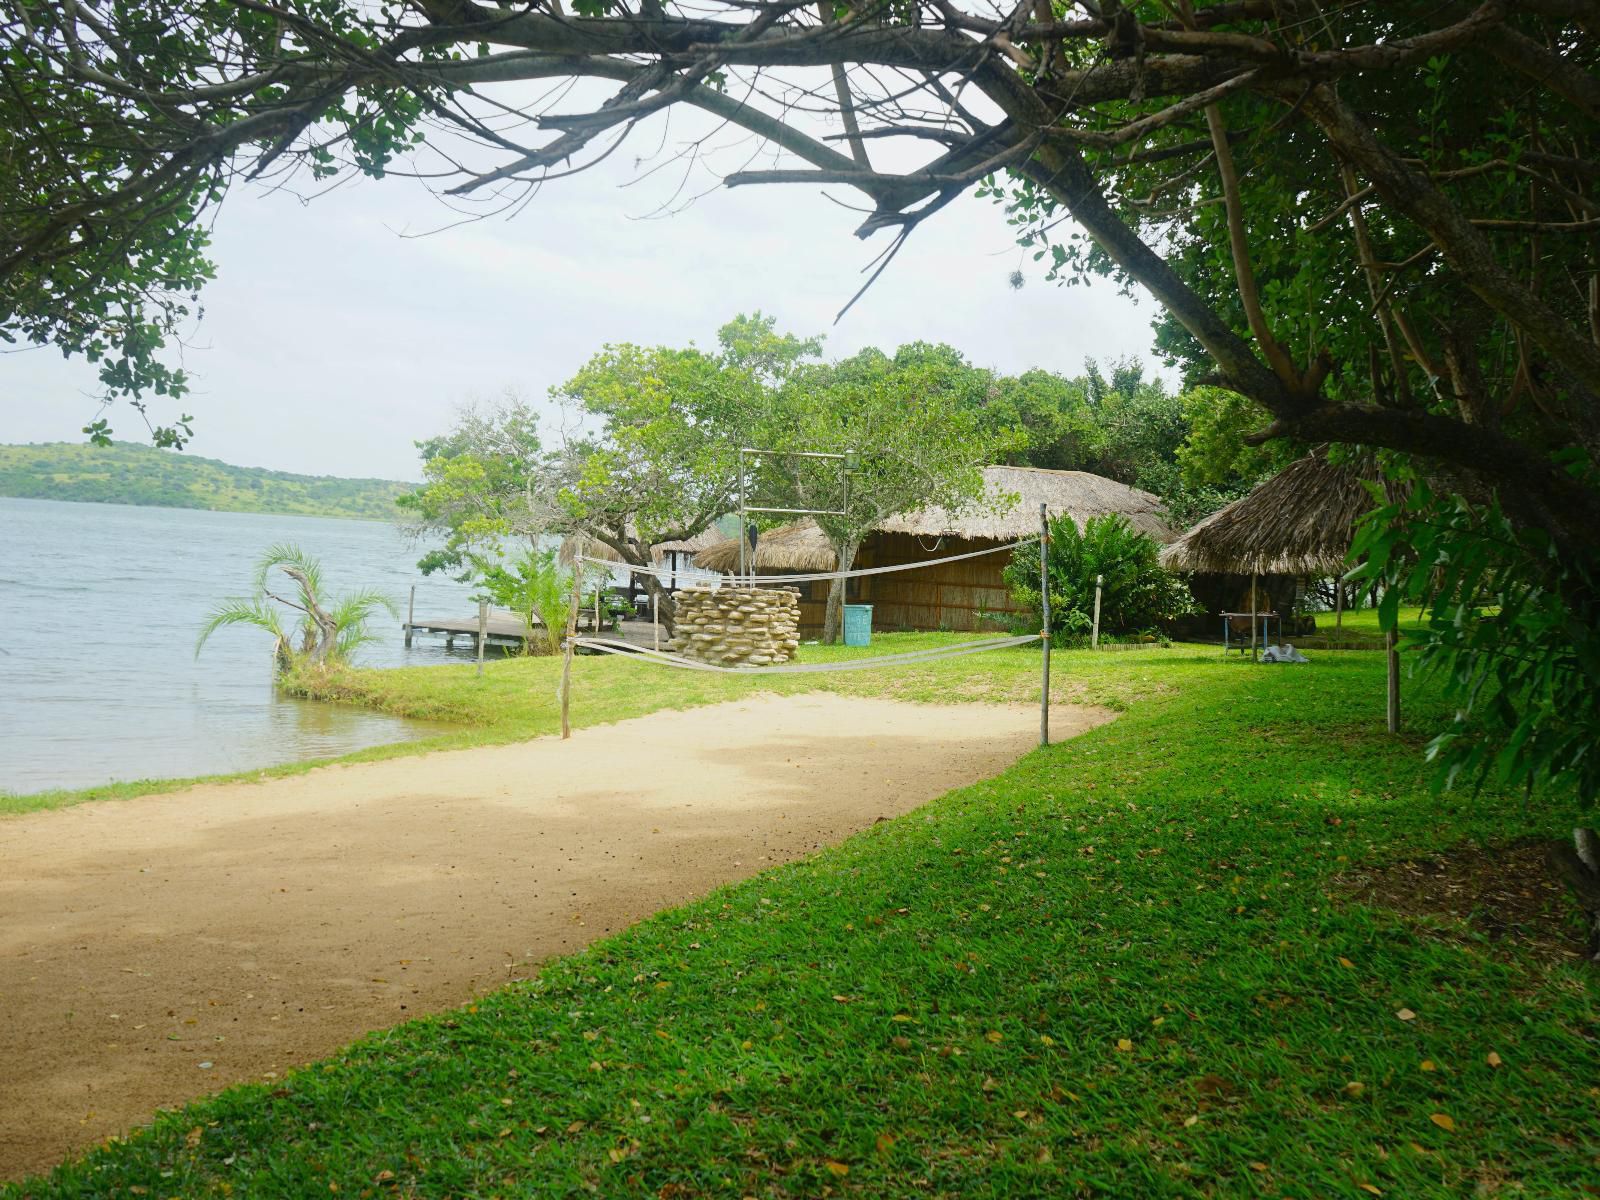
[567,534,1044,677]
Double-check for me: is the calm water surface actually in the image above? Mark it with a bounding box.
[0,498,490,794]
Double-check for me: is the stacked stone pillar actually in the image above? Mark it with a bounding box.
[666,586,801,666]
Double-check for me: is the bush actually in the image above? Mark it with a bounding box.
[1004,513,1195,642]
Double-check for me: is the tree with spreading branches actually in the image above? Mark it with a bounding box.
[5,1,1599,889]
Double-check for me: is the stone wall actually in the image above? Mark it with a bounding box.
[667,586,801,666]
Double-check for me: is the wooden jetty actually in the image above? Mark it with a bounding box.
[403,612,666,652]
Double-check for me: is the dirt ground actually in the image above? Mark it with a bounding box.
[0,692,1112,1180]
[1337,837,1592,966]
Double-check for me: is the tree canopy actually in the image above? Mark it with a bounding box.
[5,0,1599,806]
[748,344,1007,640]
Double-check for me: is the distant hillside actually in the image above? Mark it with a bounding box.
[0,442,411,521]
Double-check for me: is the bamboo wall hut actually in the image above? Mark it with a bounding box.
[695,466,1176,633]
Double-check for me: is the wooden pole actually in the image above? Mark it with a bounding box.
[1250,572,1259,664]
[1039,503,1051,748]
[1334,578,1344,651]
[405,584,415,648]
[1386,626,1400,733]
[561,570,580,740]
[652,591,660,651]
[593,587,601,635]
[1091,574,1103,649]
[476,598,487,676]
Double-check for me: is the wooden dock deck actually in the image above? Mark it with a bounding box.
[403,614,667,652]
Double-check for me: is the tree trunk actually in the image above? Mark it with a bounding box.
[636,567,677,634]
[1549,827,1600,963]
[821,538,860,645]
[283,566,340,664]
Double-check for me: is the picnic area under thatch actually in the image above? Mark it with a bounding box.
[695,466,1176,633]
[1159,449,1404,728]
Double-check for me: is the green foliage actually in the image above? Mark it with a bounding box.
[396,398,545,578]
[474,548,575,656]
[1175,386,1278,491]
[197,543,397,670]
[1351,476,1599,810]
[751,343,1008,640]
[400,316,810,590]
[0,442,408,520]
[1005,513,1196,642]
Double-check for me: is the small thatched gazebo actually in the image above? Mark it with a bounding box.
[1158,452,1381,579]
[692,521,837,574]
[1160,451,1403,730]
[558,528,724,585]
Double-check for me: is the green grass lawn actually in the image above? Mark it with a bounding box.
[9,640,1597,1198]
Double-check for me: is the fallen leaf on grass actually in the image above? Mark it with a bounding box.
[1338,956,1356,969]
[1487,1051,1503,1068]
[876,1133,895,1155]
[832,995,854,1004]
[824,1161,850,1177]
[1115,1038,1133,1053]
[1357,1184,1382,1195]
[1396,1009,1417,1022]
[1420,1060,1436,1072]
[1344,1081,1366,1097]
[986,1030,1004,1043]
[1429,1113,1456,1132]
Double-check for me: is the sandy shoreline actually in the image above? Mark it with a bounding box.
[0,692,1112,1180]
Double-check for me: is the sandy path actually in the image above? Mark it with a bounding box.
[0,692,1111,1179]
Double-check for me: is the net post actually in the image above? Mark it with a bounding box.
[1039,503,1050,748]
[561,568,580,740]
[477,598,487,676]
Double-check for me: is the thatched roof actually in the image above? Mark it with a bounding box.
[1159,452,1386,576]
[693,466,1176,572]
[878,465,1175,543]
[559,527,724,566]
[693,521,837,573]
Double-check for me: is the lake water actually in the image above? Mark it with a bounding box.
[0,498,494,795]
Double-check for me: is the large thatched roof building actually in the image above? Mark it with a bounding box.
[695,466,1175,633]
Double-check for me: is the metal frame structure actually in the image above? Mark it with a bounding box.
[736,447,855,579]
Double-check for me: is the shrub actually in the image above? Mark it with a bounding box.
[1004,513,1195,640]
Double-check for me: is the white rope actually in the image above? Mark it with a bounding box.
[570,634,1041,675]
[577,535,1037,587]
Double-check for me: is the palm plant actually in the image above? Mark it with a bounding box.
[197,543,398,669]
[475,548,576,656]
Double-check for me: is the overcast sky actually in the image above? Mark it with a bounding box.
[5,101,1167,483]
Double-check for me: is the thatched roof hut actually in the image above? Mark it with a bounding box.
[695,466,1176,574]
[1158,452,1384,576]
[692,466,1175,632]
[559,527,724,567]
[880,465,1176,543]
[693,521,836,574]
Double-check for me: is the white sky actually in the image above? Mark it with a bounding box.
[3,99,1165,483]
